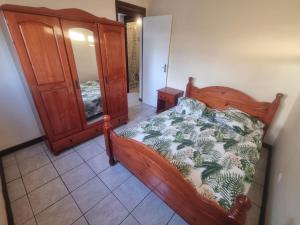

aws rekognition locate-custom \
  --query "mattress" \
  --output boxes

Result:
[119,97,264,209]
[80,80,102,119]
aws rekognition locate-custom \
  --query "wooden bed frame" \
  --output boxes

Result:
[103,77,282,225]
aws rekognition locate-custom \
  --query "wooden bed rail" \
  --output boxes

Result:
[227,195,252,224]
[103,115,251,225]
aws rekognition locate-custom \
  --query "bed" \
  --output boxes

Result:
[80,80,102,119]
[103,77,282,225]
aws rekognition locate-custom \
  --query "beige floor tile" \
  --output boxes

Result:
[35,195,81,225]
[4,164,21,183]
[120,215,140,225]
[61,163,95,191]
[15,144,44,162]
[75,141,105,161]
[72,216,89,225]
[114,176,150,211]
[11,196,33,225]
[254,166,266,187]
[132,192,174,225]
[28,177,68,214]
[53,152,83,175]
[71,177,110,213]
[86,152,110,174]
[93,135,105,148]
[74,139,94,149]
[7,178,26,202]
[45,147,74,162]
[23,163,58,193]
[246,204,260,225]
[98,163,131,191]
[85,193,129,225]
[18,152,50,176]
[23,218,37,225]
[247,182,264,207]
[2,153,17,168]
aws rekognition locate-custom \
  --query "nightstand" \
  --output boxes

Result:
[157,87,184,113]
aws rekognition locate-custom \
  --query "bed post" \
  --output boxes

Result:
[185,76,194,97]
[264,93,283,127]
[103,115,116,166]
[227,195,252,225]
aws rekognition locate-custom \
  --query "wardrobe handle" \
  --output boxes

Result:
[105,77,108,85]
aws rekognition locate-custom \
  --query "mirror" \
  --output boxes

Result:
[69,28,103,124]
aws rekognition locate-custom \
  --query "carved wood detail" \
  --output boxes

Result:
[0,4,122,25]
[186,77,283,128]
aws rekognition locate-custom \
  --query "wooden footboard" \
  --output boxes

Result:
[104,115,251,225]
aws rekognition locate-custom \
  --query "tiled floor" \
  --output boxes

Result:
[1,102,267,225]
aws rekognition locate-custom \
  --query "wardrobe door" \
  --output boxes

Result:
[98,24,128,119]
[4,12,82,141]
[61,20,106,128]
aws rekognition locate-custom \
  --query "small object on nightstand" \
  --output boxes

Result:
[157,87,184,113]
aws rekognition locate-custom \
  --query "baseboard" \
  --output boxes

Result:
[0,136,44,157]
[0,159,14,225]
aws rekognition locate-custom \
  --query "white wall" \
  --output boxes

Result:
[123,0,152,13]
[0,0,150,151]
[0,25,42,150]
[265,93,300,225]
[149,0,300,144]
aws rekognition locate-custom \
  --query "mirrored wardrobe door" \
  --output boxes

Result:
[61,20,106,127]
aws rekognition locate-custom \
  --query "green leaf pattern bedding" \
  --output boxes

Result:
[80,80,102,119]
[119,97,264,209]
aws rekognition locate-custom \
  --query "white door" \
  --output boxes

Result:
[142,15,172,107]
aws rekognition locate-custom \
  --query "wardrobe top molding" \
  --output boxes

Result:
[0,4,123,26]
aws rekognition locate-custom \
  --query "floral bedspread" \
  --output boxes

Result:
[119,98,264,209]
[80,80,102,119]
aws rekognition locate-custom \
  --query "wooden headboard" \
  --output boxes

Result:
[185,77,283,127]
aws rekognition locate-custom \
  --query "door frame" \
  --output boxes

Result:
[115,1,146,95]
[115,1,146,19]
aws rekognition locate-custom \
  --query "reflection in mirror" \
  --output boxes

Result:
[69,28,103,124]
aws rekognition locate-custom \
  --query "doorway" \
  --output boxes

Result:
[116,0,146,107]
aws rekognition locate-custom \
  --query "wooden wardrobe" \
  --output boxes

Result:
[0,4,128,154]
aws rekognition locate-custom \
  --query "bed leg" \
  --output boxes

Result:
[227,195,252,225]
[103,115,116,166]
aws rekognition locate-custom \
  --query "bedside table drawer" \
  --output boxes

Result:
[158,92,174,103]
